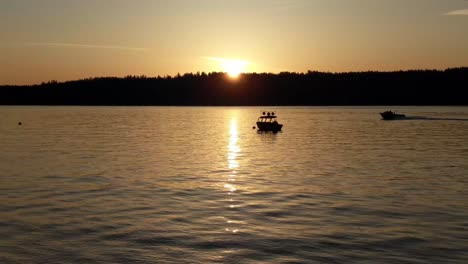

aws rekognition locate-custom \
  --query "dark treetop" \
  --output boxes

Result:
[1,68,467,105]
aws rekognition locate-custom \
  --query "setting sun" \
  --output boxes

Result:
[221,59,248,78]
[204,57,249,78]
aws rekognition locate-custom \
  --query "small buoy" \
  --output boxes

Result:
[18,122,22,125]
[252,126,256,129]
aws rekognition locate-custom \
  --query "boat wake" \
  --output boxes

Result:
[402,116,468,121]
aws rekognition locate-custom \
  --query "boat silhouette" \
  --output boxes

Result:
[380,111,406,120]
[256,111,283,132]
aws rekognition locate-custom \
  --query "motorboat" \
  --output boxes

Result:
[256,111,283,132]
[380,111,406,120]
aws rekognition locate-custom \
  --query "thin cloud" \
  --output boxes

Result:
[22,42,147,51]
[444,9,468,16]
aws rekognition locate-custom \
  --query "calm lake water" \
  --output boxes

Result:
[1,106,468,263]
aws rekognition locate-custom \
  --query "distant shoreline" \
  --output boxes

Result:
[1,68,467,106]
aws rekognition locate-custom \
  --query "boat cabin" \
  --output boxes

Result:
[257,112,278,123]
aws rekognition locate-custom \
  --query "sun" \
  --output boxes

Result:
[204,57,249,79]
[221,59,247,78]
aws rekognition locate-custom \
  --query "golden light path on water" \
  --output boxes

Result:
[224,117,240,234]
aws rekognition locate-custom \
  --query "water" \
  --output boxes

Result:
[1,106,467,263]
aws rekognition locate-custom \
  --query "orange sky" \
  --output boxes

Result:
[1,0,467,85]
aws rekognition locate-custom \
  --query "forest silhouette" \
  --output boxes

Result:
[1,68,467,105]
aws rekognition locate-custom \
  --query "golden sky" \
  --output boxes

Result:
[1,0,467,85]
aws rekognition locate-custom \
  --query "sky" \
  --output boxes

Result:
[1,0,467,85]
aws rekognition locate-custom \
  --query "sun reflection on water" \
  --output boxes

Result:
[226,118,239,195]
[228,119,240,170]
[224,117,242,234]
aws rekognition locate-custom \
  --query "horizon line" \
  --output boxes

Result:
[1,67,467,86]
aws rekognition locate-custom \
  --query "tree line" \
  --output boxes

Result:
[1,68,467,105]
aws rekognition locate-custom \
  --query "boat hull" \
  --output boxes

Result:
[380,112,406,120]
[256,122,283,132]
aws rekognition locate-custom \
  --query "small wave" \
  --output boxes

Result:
[260,210,287,218]
[132,236,179,246]
[372,236,427,248]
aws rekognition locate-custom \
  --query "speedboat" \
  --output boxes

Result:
[256,111,283,132]
[380,111,406,120]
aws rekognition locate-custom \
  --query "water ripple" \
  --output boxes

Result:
[1,106,467,263]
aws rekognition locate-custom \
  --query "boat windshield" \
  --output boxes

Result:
[258,117,277,122]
